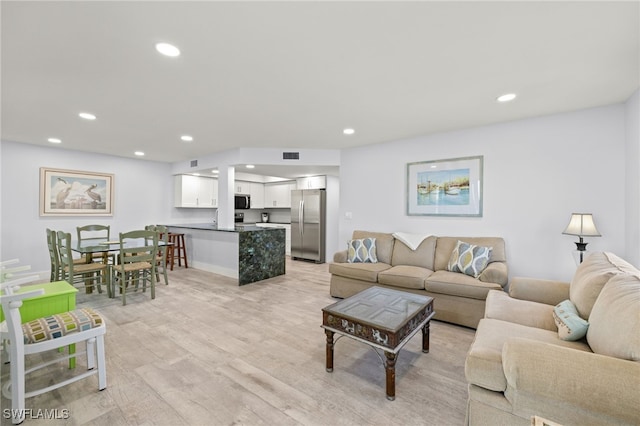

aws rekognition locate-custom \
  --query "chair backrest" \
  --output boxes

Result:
[118,230,158,265]
[0,260,39,295]
[56,231,76,279]
[146,225,168,245]
[1,285,44,343]
[46,228,60,281]
[77,224,110,243]
[1,260,32,284]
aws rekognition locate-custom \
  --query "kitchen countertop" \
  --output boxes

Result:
[165,223,285,232]
[245,222,291,226]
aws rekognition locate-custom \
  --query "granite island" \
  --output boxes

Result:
[165,223,286,285]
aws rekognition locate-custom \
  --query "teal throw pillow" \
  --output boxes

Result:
[447,240,492,278]
[553,299,589,341]
[347,238,378,263]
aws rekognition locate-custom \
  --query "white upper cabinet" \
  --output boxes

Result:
[174,175,218,208]
[296,175,326,189]
[234,180,251,194]
[264,181,296,208]
[250,182,264,209]
[235,180,264,208]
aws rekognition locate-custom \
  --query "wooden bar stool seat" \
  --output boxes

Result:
[167,233,188,270]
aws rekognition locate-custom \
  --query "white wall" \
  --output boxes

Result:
[3,101,634,280]
[0,141,213,274]
[338,104,628,282]
[625,90,640,267]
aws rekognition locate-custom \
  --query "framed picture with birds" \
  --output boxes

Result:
[40,168,114,216]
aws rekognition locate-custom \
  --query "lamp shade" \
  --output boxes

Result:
[562,213,601,237]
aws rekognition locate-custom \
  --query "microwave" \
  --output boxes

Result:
[234,195,250,209]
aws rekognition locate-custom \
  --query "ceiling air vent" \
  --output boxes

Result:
[190,160,198,167]
[283,152,300,160]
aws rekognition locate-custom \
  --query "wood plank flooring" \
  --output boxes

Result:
[1,258,475,426]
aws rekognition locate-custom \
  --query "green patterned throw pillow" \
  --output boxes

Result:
[347,238,378,263]
[553,299,589,341]
[447,240,492,278]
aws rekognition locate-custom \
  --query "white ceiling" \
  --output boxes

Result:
[2,1,639,171]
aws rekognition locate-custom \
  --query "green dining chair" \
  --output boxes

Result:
[145,225,169,285]
[57,231,110,296]
[46,229,84,282]
[112,230,158,305]
[76,224,113,264]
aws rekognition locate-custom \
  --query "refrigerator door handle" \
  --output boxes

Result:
[299,199,304,236]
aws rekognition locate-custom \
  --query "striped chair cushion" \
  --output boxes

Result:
[22,308,104,344]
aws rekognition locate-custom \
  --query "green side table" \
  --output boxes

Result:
[1,280,78,367]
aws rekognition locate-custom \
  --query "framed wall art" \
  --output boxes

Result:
[406,155,483,217]
[40,168,114,216]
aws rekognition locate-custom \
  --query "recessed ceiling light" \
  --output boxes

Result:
[134,151,145,156]
[47,138,62,144]
[246,165,255,169]
[79,112,96,120]
[193,173,200,176]
[211,170,219,174]
[181,135,193,142]
[496,93,517,103]
[155,42,180,57]
[343,128,355,135]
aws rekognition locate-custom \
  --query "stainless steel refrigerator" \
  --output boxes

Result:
[291,189,326,263]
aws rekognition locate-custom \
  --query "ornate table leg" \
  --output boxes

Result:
[422,321,430,353]
[385,352,397,401]
[325,330,334,372]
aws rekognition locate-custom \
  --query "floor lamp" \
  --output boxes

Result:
[562,213,601,264]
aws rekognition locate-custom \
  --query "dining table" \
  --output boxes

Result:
[71,237,171,297]
[72,237,171,260]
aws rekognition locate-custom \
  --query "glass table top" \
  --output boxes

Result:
[323,286,433,331]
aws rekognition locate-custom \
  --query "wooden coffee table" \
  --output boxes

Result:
[321,286,435,400]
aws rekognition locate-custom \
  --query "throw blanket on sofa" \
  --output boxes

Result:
[392,232,431,251]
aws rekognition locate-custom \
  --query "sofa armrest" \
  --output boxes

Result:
[333,250,348,263]
[478,262,508,287]
[508,277,569,305]
[502,339,640,425]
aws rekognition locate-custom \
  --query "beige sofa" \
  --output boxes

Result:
[465,252,640,425]
[329,230,508,329]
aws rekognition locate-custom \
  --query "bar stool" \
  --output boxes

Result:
[167,233,188,270]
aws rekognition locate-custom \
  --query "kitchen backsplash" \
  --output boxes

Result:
[241,209,291,224]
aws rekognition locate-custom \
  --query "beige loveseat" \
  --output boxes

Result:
[465,252,640,425]
[329,230,508,328]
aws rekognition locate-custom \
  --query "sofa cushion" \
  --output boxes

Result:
[352,231,395,265]
[434,236,506,271]
[426,270,502,300]
[570,252,633,319]
[347,238,378,263]
[447,240,492,278]
[391,235,437,269]
[553,300,589,341]
[328,262,391,283]
[378,265,432,290]
[484,290,557,331]
[587,273,640,361]
[465,318,592,392]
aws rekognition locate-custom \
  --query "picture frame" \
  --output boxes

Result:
[40,167,114,216]
[406,155,483,217]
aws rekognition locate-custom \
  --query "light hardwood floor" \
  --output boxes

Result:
[1,258,475,426]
